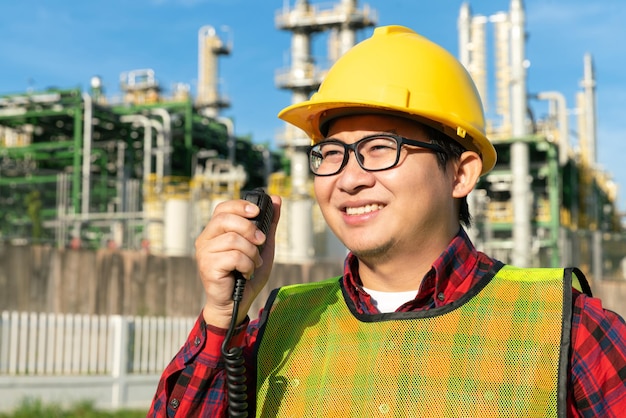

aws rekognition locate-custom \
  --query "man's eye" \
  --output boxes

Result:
[320,147,344,159]
[363,140,396,153]
[369,144,394,151]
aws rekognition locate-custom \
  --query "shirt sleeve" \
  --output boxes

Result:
[569,292,626,417]
[147,313,252,417]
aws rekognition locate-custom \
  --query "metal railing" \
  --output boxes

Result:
[0,311,195,411]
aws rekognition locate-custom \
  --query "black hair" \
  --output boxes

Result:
[422,125,472,227]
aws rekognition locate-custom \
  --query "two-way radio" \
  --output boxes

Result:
[221,188,274,418]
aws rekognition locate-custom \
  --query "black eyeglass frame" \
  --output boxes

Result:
[308,133,445,176]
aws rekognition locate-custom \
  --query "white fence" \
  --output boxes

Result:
[0,311,195,412]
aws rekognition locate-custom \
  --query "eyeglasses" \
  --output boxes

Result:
[308,133,445,176]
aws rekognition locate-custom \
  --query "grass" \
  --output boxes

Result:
[0,399,147,418]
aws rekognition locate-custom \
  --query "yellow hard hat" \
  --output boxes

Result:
[278,25,496,175]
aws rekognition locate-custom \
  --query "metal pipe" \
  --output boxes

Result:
[581,53,602,280]
[151,108,172,177]
[60,211,146,221]
[289,10,313,197]
[292,32,311,76]
[510,0,532,267]
[510,0,527,136]
[116,140,127,211]
[459,4,488,114]
[536,91,569,165]
[121,115,152,184]
[152,120,165,192]
[338,0,357,56]
[470,16,488,109]
[56,172,70,248]
[458,3,472,68]
[120,115,164,189]
[582,53,597,167]
[81,92,93,217]
[492,12,511,136]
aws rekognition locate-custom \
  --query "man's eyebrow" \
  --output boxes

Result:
[322,129,400,141]
[378,129,399,134]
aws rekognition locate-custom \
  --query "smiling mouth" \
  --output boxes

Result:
[345,204,384,215]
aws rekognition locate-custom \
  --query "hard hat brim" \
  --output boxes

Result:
[279,100,496,176]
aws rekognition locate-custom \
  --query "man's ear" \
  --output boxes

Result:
[452,151,482,198]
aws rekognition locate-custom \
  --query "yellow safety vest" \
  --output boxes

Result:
[255,265,585,417]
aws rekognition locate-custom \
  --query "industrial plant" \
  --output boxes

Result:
[0,0,624,281]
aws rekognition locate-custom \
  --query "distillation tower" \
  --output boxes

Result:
[459,0,615,277]
[459,0,532,267]
[273,0,377,263]
[197,25,231,116]
[196,26,240,164]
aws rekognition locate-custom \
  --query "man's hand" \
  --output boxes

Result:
[195,195,281,329]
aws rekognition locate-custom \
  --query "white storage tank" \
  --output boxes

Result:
[164,198,191,256]
[144,198,164,254]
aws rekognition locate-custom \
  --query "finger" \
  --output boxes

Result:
[196,208,264,252]
[197,231,262,275]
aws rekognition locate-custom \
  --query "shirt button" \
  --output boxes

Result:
[194,336,201,347]
[170,398,180,409]
[437,292,445,301]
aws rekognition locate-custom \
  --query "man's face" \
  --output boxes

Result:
[313,114,460,263]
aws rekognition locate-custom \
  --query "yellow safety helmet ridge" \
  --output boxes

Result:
[278,25,497,175]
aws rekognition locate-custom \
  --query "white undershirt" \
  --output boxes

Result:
[362,287,419,313]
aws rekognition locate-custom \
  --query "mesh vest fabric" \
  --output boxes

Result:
[255,265,573,418]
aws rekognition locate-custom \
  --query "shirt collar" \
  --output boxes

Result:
[342,228,481,313]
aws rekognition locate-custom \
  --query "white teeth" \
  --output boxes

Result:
[345,204,383,215]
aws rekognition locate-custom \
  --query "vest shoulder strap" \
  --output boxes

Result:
[569,267,593,296]
[499,265,592,296]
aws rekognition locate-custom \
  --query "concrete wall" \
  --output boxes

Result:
[0,243,623,319]
[0,244,344,318]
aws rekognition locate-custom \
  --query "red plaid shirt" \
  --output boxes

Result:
[148,229,626,417]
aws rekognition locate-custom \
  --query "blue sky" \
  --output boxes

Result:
[1,0,625,210]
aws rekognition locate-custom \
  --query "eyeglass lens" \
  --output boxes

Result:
[310,136,400,175]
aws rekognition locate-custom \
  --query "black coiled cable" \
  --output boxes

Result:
[221,273,249,418]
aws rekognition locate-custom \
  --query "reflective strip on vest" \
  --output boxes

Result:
[255,265,570,417]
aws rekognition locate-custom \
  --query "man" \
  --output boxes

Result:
[150,25,626,417]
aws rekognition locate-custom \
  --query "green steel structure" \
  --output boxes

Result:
[0,87,279,249]
[473,135,622,271]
